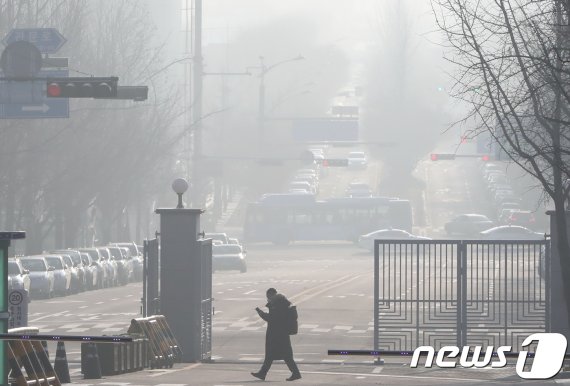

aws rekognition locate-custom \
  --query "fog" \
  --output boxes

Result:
[0,0,463,253]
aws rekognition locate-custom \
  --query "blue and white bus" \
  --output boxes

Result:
[244,194,413,245]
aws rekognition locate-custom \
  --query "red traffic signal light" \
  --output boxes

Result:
[430,153,455,161]
[46,77,118,98]
[482,154,490,162]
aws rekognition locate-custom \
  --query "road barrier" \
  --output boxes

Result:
[8,339,61,386]
[53,341,70,383]
[128,315,181,368]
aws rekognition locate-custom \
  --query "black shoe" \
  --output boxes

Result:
[251,372,266,381]
[286,373,301,381]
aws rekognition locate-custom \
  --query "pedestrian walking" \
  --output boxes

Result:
[251,288,301,381]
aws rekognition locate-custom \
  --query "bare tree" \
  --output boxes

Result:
[432,0,570,320]
[0,0,184,251]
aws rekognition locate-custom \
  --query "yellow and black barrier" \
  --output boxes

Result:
[128,315,181,369]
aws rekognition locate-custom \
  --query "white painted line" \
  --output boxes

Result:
[348,330,367,334]
[240,327,260,331]
[301,369,485,382]
[212,327,227,331]
[239,357,263,361]
[321,359,345,363]
[372,367,383,373]
[79,306,88,309]
[311,328,331,333]
[299,324,319,329]
[59,324,81,329]
[67,328,90,333]
[333,326,352,330]
[95,301,104,305]
[244,290,256,295]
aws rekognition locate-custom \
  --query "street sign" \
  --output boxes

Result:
[8,290,28,329]
[3,28,67,54]
[0,69,69,119]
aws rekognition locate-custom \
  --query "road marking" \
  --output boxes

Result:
[300,324,319,329]
[239,357,263,361]
[372,367,383,373]
[333,325,352,330]
[67,328,90,333]
[95,301,104,305]
[311,328,331,333]
[59,324,81,329]
[300,369,485,382]
[149,363,201,377]
[79,306,88,309]
[244,290,256,295]
[348,330,367,334]
[102,327,124,332]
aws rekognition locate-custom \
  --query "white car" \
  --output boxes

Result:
[348,151,368,169]
[479,225,544,240]
[358,229,431,251]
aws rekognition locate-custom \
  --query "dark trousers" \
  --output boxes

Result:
[259,355,300,375]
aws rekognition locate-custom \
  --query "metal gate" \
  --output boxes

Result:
[200,239,213,360]
[374,239,550,352]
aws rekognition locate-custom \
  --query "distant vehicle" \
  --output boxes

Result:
[479,225,544,240]
[346,182,372,198]
[358,229,431,251]
[444,214,494,236]
[8,258,31,295]
[244,196,412,245]
[289,181,315,194]
[347,151,367,169]
[204,233,229,244]
[212,244,247,273]
[498,208,522,224]
[43,255,71,296]
[505,210,537,228]
[228,237,241,245]
[497,202,522,218]
[19,256,55,299]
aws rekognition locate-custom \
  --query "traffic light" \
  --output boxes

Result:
[46,77,118,98]
[430,153,456,161]
[322,158,348,167]
[481,154,490,162]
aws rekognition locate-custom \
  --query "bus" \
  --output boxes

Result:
[244,194,412,245]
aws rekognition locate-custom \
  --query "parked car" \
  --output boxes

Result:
[51,250,86,292]
[80,252,98,290]
[43,255,71,296]
[97,247,118,287]
[444,214,494,236]
[108,246,133,285]
[228,237,241,245]
[19,256,55,299]
[212,244,247,273]
[289,181,314,194]
[8,258,31,295]
[58,254,82,294]
[204,233,229,244]
[109,242,143,281]
[78,248,106,289]
[358,229,431,251]
[347,151,368,169]
[479,225,545,240]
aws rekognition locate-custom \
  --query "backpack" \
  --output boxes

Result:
[287,306,298,335]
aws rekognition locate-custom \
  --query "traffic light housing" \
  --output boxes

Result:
[430,153,456,161]
[46,77,118,98]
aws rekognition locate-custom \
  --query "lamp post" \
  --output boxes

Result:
[255,55,304,144]
[172,178,189,209]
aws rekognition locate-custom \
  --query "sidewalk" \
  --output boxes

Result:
[67,360,566,386]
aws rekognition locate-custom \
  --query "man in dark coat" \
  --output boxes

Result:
[251,288,301,381]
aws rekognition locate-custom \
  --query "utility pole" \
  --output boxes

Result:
[191,0,203,207]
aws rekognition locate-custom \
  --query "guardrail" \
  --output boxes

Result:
[127,315,182,369]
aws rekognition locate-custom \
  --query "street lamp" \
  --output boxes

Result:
[255,55,304,143]
[172,178,189,209]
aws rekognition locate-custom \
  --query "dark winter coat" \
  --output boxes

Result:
[256,294,293,360]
